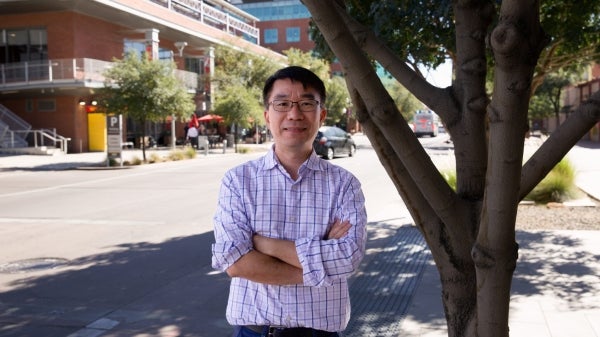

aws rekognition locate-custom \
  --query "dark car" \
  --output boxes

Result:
[313,126,356,160]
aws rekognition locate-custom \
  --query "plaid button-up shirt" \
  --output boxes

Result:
[212,147,367,331]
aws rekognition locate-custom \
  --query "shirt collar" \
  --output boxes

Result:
[263,145,325,172]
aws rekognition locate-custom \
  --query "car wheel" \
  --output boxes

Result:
[348,145,356,157]
[326,147,334,160]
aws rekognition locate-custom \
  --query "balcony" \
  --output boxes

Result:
[0,58,198,92]
[152,0,260,44]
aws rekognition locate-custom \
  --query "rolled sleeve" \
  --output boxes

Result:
[296,178,367,287]
[211,171,254,272]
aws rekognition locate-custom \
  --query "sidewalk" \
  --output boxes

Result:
[0,140,598,337]
[0,143,271,171]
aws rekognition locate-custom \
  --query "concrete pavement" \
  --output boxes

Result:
[0,138,598,337]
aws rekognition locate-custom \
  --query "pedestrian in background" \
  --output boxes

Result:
[212,66,367,337]
[186,124,199,148]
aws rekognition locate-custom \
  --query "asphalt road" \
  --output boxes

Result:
[0,135,415,337]
[0,133,596,337]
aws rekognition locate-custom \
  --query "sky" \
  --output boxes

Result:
[421,60,453,87]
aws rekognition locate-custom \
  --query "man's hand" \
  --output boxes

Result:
[326,219,351,240]
[248,219,352,277]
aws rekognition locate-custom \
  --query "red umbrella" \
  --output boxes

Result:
[198,114,223,123]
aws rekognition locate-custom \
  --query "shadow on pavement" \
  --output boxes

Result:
[512,230,600,310]
[0,231,230,337]
[1,225,597,337]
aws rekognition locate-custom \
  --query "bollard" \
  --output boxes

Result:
[222,139,227,154]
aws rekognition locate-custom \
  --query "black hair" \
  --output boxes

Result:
[262,66,326,108]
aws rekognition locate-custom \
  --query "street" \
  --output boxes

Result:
[0,133,596,337]
[0,134,420,337]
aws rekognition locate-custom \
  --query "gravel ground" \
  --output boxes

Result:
[516,196,600,231]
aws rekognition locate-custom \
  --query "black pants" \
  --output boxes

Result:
[232,326,341,337]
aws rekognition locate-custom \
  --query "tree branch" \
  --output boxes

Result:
[304,0,471,238]
[332,1,458,123]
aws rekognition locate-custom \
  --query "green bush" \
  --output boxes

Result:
[442,170,457,191]
[129,156,143,165]
[168,150,186,161]
[525,158,580,203]
[184,147,197,159]
[441,158,579,203]
[237,146,250,154]
[148,153,163,163]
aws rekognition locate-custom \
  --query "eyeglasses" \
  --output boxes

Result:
[269,99,320,112]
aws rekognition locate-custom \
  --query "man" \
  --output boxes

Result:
[212,66,367,337]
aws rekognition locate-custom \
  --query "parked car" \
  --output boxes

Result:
[313,126,356,160]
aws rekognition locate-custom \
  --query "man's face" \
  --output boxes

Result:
[264,78,326,153]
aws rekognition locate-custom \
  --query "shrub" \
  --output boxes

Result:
[441,159,579,204]
[184,147,197,159]
[525,158,580,203]
[129,156,143,165]
[237,146,250,154]
[168,149,186,161]
[148,153,163,163]
[442,170,457,191]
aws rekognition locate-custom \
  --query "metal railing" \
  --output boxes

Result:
[156,0,260,43]
[0,58,111,88]
[9,129,71,153]
[0,58,198,91]
[1,129,30,149]
[0,104,30,148]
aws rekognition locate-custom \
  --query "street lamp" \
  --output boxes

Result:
[174,41,187,57]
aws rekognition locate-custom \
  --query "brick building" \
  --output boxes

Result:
[0,0,285,153]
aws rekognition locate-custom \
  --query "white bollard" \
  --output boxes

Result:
[222,139,227,154]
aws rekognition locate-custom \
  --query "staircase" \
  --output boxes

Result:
[0,104,70,155]
[0,104,30,149]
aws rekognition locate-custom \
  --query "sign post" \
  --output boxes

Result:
[106,115,123,167]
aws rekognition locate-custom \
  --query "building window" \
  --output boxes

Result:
[25,99,33,113]
[37,99,56,112]
[123,40,172,61]
[0,28,48,64]
[286,27,300,42]
[264,29,278,44]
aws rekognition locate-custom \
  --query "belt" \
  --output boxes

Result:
[244,325,338,337]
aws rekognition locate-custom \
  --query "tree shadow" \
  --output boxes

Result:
[345,226,600,337]
[511,230,600,310]
[2,223,596,337]
[0,231,231,337]
[346,222,431,337]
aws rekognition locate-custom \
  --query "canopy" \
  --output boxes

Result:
[198,114,223,123]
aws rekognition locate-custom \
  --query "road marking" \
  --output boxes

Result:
[67,318,119,337]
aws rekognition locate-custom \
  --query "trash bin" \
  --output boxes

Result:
[226,134,234,148]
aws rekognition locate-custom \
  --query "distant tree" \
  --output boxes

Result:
[528,72,571,131]
[383,79,422,122]
[212,45,280,148]
[101,52,195,161]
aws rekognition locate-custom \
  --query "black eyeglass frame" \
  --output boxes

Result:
[268,99,321,112]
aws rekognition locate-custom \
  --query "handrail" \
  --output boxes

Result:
[12,129,71,154]
[158,0,260,43]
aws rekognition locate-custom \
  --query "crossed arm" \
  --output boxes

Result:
[225,219,352,285]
